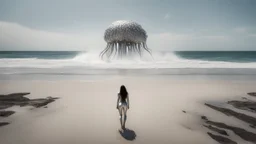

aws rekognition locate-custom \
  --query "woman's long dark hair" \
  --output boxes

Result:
[119,85,128,101]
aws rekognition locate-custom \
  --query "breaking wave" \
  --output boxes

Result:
[1,51,256,69]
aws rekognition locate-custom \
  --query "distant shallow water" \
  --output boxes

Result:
[175,51,256,63]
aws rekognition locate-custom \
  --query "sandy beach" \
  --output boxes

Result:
[0,75,256,144]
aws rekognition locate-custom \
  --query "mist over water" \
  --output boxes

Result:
[1,51,256,69]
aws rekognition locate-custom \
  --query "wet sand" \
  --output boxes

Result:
[0,76,256,144]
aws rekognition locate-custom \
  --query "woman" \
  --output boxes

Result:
[116,85,130,129]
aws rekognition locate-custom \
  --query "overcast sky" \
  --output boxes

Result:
[0,0,256,51]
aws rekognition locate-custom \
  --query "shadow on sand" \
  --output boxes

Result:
[119,128,136,141]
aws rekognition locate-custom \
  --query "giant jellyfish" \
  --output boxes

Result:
[100,20,152,60]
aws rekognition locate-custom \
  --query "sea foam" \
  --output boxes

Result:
[1,51,256,69]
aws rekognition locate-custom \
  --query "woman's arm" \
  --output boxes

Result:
[127,94,130,109]
[116,94,120,109]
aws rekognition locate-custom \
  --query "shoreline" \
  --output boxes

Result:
[2,73,256,82]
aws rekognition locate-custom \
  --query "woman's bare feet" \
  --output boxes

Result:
[122,124,125,130]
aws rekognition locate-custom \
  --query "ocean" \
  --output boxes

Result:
[1,51,256,80]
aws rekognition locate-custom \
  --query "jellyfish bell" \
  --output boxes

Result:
[100,20,152,60]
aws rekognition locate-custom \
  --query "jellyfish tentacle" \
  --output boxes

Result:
[132,43,136,56]
[124,43,127,57]
[125,43,128,57]
[105,43,111,58]
[130,44,132,55]
[113,42,118,58]
[122,42,124,57]
[118,43,122,59]
[122,42,125,58]
[143,42,153,57]
[123,42,126,58]
[131,45,134,56]
[106,43,113,59]
[107,44,115,59]
[144,43,152,53]
[99,43,109,57]
[100,43,111,59]
[120,42,123,59]
[137,43,142,57]
[134,43,138,56]
[138,43,142,57]
[126,44,129,55]
[114,42,119,59]
[128,45,131,57]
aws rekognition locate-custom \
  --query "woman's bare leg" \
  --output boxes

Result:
[122,106,128,129]
[118,107,123,128]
